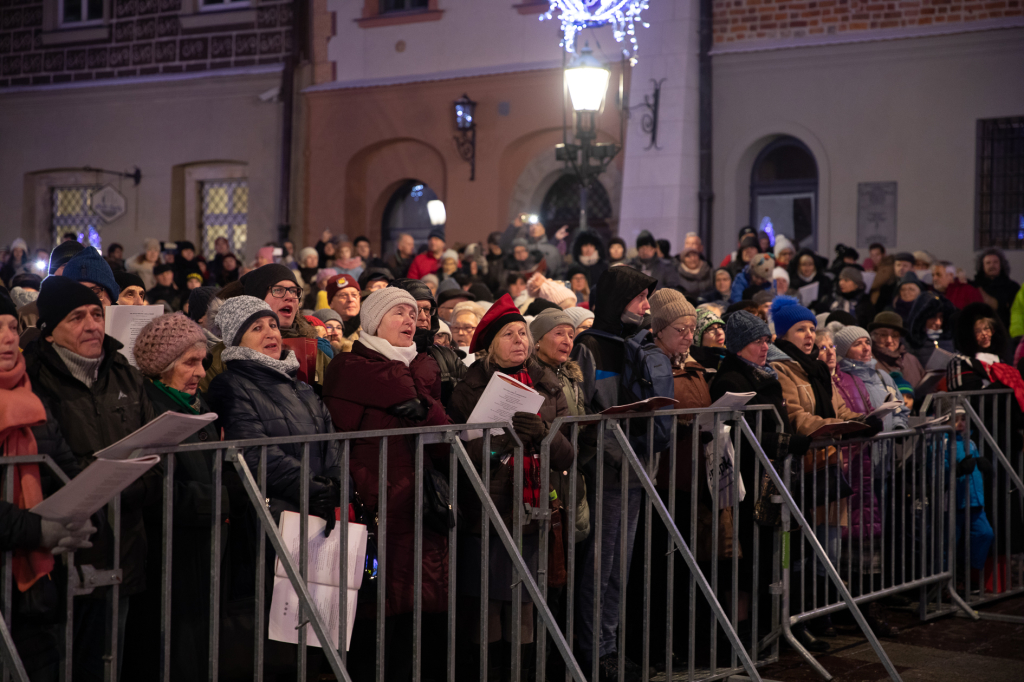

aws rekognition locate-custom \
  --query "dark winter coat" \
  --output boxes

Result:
[971,252,1019,332]
[322,340,450,616]
[656,359,711,491]
[23,335,159,596]
[676,260,714,298]
[904,291,957,366]
[448,357,575,534]
[630,255,681,291]
[206,352,342,515]
[953,302,1013,363]
[570,230,610,287]
[787,249,834,309]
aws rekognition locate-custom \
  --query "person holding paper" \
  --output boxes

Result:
[904,290,956,368]
[787,249,832,312]
[24,276,160,680]
[323,287,451,681]
[448,294,576,679]
[834,326,908,434]
[1,288,95,680]
[820,267,869,320]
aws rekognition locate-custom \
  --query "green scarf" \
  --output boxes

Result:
[153,380,201,415]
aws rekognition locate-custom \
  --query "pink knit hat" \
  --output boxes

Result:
[133,312,207,378]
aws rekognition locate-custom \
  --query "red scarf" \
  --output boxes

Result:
[500,368,542,506]
[0,354,52,591]
[982,360,1024,414]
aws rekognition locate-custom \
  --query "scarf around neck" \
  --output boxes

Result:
[222,345,300,379]
[153,380,201,414]
[358,334,419,367]
[0,354,53,591]
[774,338,836,419]
[53,344,103,388]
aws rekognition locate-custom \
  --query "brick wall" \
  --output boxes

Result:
[0,0,294,88]
[713,0,1023,45]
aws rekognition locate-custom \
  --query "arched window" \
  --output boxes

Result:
[750,137,818,251]
[540,175,613,242]
[382,180,440,254]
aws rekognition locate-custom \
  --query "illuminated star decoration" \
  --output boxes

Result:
[541,1,651,61]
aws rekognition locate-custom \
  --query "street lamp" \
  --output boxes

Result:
[426,199,447,226]
[453,93,477,181]
[556,44,620,231]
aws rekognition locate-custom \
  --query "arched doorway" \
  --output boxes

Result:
[381,180,440,255]
[540,174,614,245]
[750,136,818,251]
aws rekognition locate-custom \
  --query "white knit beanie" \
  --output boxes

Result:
[361,287,418,336]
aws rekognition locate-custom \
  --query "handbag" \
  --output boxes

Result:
[423,467,456,535]
[753,468,782,527]
[547,494,567,588]
[349,490,378,605]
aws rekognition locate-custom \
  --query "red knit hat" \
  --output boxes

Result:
[325,274,359,305]
[305,315,325,329]
[469,293,525,354]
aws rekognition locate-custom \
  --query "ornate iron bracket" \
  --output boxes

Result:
[640,78,665,150]
[453,128,476,181]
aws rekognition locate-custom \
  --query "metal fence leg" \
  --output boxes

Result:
[0,612,29,682]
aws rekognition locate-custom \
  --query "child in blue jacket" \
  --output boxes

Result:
[952,410,994,571]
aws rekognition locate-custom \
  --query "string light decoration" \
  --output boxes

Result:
[541,1,651,61]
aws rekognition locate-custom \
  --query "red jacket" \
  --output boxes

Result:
[323,341,451,616]
[406,251,441,280]
[943,280,984,310]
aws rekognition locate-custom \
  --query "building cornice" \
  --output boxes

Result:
[303,59,564,94]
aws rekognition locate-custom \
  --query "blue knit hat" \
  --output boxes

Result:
[428,227,446,243]
[769,295,816,339]
[725,310,771,355]
[61,246,120,301]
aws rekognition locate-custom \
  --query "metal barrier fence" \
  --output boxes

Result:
[1,399,1018,682]
[920,390,1024,623]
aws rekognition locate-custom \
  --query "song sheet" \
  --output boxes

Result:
[461,371,546,440]
[92,411,218,461]
[31,456,162,523]
[104,305,163,368]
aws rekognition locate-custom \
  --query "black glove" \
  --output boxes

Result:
[858,415,884,438]
[789,433,812,456]
[975,457,993,476]
[511,412,548,449]
[956,458,977,477]
[310,475,341,508]
[413,328,435,354]
[309,503,337,538]
[387,398,429,422]
[699,430,714,446]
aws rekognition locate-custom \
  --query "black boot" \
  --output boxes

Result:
[865,602,899,638]
[791,623,830,653]
[808,614,837,638]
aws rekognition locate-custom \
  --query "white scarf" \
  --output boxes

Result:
[358,334,419,367]
[222,345,300,379]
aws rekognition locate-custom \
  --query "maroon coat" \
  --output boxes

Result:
[323,341,451,616]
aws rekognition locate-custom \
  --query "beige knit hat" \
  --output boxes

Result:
[133,312,207,378]
[361,287,418,335]
[649,288,696,336]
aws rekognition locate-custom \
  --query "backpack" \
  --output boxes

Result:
[578,327,675,454]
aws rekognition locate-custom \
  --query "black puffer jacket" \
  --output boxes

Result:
[206,353,342,515]
[24,335,158,596]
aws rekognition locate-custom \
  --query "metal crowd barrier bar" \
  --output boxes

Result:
[920,390,1024,623]
[781,426,977,679]
[536,405,785,682]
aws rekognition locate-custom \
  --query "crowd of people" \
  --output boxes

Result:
[1,220,1022,682]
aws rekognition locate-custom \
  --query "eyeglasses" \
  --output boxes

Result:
[416,307,432,320]
[670,326,696,337]
[451,325,477,333]
[86,285,109,302]
[269,286,302,299]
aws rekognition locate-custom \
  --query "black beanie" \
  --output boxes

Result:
[0,287,16,318]
[48,240,85,276]
[525,298,560,316]
[636,230,657,250]
[240,264,298,300]
[188,286,218,322]
[37,276,102,336]
[114,270,146,294]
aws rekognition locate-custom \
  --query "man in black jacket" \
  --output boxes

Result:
[571,265,667,679]
[24,277,158,681]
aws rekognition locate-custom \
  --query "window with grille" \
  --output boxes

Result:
[201,180,249,261]
[51,186,103,251]
[540,174,613,231]
[60,0,104,26]
[380,0,429,13]
[976,117,1024,249]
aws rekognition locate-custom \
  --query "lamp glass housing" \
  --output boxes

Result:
[426,199,447,226]
[454,94,476,131]
[564,49,610,113]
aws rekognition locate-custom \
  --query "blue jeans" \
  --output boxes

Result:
[956,506,994,571]
[577,483,642,661]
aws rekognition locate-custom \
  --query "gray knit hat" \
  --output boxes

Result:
[649,288,696,336]
[695,307,724,347]
[564,306,594,329]
[838,266,864,288]
[725,310,771,355]
[529,308,574,342]
[834,325,870,358]
[311,308,343,325]
[216,295,278,347]
[360,287,418,336]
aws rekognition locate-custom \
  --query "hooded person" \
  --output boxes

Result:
[630,230,680,291]
[903,290,956,367]
[821,266,868,318]
[677,244,714,297]
[730,252,775,304]
[953,302,1015,369]
[787,248,833,311]
[971,248,1018,330]
[570,229,609,287]
[829,244,861,277]
[322,288,450,675]
[568,266,674,675]
[448,295,576,672]
[388,278,466,407]
[607,236,628,266]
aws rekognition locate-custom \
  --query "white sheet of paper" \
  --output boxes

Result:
[104,305,164,368]
[268,512,368,650]
[461,371,546,440]
[861,271,876,291]
[92,411,218,460]
[459,346,475,367]
[866,401,901,419]
[925,347,956,373]
[31,456,162,523]
[797,282,820,307]
[696,392,755,431]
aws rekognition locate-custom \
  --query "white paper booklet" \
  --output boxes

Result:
[31,456,162,523]
[866,401,902,419]
[925,347,957,373]
[461,371,546,440]
[268,511,368,650]
[696,392,755,431]
[93,411,218,461]
[797,282,820,307]
[104,305,164,368]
